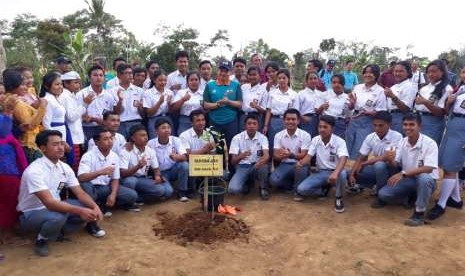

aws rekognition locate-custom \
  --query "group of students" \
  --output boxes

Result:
[0,51,464,257]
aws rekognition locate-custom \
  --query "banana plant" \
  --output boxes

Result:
[58,29,92,81]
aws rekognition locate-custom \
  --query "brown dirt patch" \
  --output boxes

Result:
[152,210,249,246]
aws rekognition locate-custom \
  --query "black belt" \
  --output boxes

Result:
[453,113,465,118]
[303,113,317,117]
[272,114,284,118]
[389,109,404,114]
[416,111,433,116]
[122,119,142,123]
[241,111,260,116]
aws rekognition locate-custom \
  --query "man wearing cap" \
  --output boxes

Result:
[203,60,242,147]
[59,71,84,171]
[320,60,336,89]
[56,56,73,74]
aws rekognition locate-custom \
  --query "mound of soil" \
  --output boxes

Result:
[152,211,249,245]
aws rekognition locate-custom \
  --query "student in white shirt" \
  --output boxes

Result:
[143,71,174,139]
[120,125,173,204]
[166,51,189,94]
[171,72,204,135]
[239,66,267,131]
[106,57,127,89]
[413,59,452,145]
[296,115,349,213]
[87,111,126,154]
[110,64,144,139]
[410,61,426,88]
[269,109,311,195]
[148,119,189,202]
[60,71,84,171]
[79,128,138,213]
[230,57,246,83]
[349,111,402,195]
[17,130,104,257]
[261,62,279,93]
[77,65,121,144]
[383,61,418,134]
[375,113,438,227]
[229,114,270,199]
[263,69,299,150]
[132,67,147,89]
[299,72,325,138]
[143,60,160,90]
[346,64,387,159]
[198,60,212,92]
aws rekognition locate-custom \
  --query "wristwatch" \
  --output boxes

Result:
[401,170,407,178]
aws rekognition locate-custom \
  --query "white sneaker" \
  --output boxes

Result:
[178,196,189,202]
[104,211,113,217]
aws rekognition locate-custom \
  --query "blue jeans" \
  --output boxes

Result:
[378,173,436,211]
[269,162,309,191]
[267,116,284,151]
[228,163,270,194]
[118,120,142,140]
[297,169,347,198]
[211,117,238,148]
[121,176,173,202]
[300,114,319,138]
[177,115,192,136]
[81,182,137,209]
[161,161,189,192]
[19,199,85,240]
[354,161,393,193]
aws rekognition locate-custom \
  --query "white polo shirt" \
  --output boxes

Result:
[173,88,204,116]
[77,86,116,127]
[309,134,349,170]
[230,130,269,164]
[148,136,187,171]
[78,147,120,185]
[143,78,152,90]
[119,145,159,177]
[17,157,79,212]
[179,127,215,152]
[109,84,143,122]
[452,86,465,114]
[395,134,439,179]
[142,87,173,117]
[59,89,86,144]
[106,77,120,89]
[241,83,267,113]
[388,79,418,111]
[88,132,126,155]
[266,88,299,116]
[42,92,67,141]
[323,90,350,119]
[166,70,187,94]
[274,128,311,163]
[298,87,323,115]
[351,83,387,112]
[410,71,426,86]
[414,82,452,112]
[359,129,403,157]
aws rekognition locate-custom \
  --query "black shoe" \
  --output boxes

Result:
[335,197,345,213]
[404,211,425,227]
[56,230,71,242]
[318,185,330,200]
[86,222,106,238]
[446,197,463,209]
[34,239,49,257]
[427,204,445,220]
[125,204,141,212]
[371,198,386,209]
[260,188,270,200]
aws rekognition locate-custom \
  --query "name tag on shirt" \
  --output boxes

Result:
[365,100,374,107]
[418,160,424,167]
[428,95,437,102]
[329,152,336,162]
[460,100,465,109]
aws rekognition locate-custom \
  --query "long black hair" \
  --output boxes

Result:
[39,71,61,97]
[425,59,449,99]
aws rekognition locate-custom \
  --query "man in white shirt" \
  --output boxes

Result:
[349,111,402,195]
[78,129,139,213]
[229,114,270,200]
[87,111,126,154]
[269,109,311,195]
[166,51,189,94]
[148,119,190,202]
[375,113,438,227]
[106,57,127,89]
[296,115,349,213]
[110,64,144,138]
[198,60,212,92]
[120,124,173,205]
[17,130,104,257]
[230,57,246,83]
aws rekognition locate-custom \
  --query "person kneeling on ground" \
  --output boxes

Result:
[120,124,173,205]
[295,115,349,213]
[78,128,139,216]
[229,114,270,200]
[148,119,190,202]
[17,130,104,257]
[373,113,438,227]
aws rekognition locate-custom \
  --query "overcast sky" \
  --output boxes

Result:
[1,0,463,60]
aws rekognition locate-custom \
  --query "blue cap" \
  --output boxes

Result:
[218,60,232,71]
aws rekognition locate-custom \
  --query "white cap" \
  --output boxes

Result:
[61,71,81,81]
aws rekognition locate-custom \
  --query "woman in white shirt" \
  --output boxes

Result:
[413,59,452,145]
[299,72,325,138]
[239,66,267,131]
[170,72,204,135]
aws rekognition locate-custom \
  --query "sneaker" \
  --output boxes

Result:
[335,197,345,213]
[446,197,463,209]
[260,188,270,200]
[86,222,106,238]
[427,204,445,220]
[178,192,189,202]
[371,198,386,209]
[126,204,141,212]
[103,211,113,217]
[404,211,425,227]
[293,192,304,202]
[34,239,49,257]
[134,201,144,207]
[346,183,362,194]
